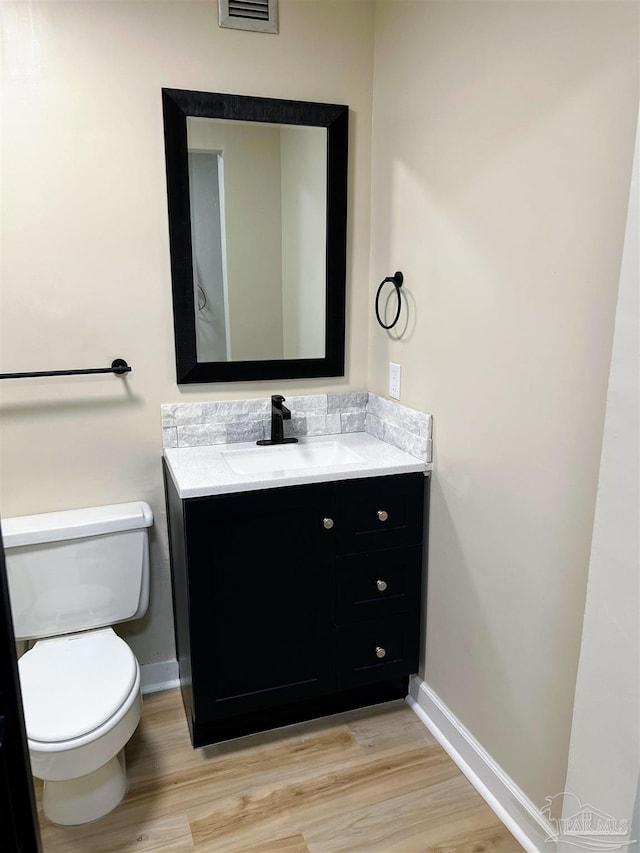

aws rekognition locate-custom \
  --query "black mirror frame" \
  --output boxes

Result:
[162,88,348,384]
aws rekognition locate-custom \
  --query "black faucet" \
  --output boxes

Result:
[257,395,299,446]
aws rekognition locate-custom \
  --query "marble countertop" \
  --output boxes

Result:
[164,432,429,499]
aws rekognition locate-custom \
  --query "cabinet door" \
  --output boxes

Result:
[185,483,335,720]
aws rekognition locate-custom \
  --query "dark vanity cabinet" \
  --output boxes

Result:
[164,464,429,747]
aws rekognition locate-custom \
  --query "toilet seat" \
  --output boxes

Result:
[19,628,138,744]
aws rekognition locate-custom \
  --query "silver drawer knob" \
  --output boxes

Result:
[376,579,387,592]
[377,509,388,522]
[323,517,334,530]
[375,646,387,659]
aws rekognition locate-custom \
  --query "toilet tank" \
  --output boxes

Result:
[1,502,153,641]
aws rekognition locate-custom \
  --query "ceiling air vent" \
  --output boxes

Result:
[218,0,279,34]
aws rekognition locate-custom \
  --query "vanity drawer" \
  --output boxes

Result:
[336,614,419,689]
[335,546,422,624]
[335,474,425,555]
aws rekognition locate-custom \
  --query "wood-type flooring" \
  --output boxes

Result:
[36,688,523,853]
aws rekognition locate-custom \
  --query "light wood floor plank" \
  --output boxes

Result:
[303,781,504,852]
[187,743,455,850]
[36,688,523,853]
[345,701,437,754]
[233,834,310,853]
[40,812,195,853]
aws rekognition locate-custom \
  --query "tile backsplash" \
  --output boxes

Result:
[162,393,432,463]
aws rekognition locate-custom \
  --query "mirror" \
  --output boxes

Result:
[162,89,348,383]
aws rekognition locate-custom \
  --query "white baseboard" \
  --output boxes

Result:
[140,659,179,695]
[407,676,557,853]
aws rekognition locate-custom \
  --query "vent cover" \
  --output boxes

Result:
[218,0,279,33]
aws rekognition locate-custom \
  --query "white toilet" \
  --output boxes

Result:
[2,501,153,826]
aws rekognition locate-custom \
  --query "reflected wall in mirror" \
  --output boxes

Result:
[188,119,326,363]
[162,89,348,383]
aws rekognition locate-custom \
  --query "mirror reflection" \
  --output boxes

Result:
[187,118,327,363]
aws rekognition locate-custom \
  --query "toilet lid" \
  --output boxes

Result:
[18,629,138,743]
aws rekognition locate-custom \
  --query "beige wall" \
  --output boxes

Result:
[0,0,375,664]
[281,125,327,359]
[225,123,283,361]
[369,0,638,807]
[563,116,639,835]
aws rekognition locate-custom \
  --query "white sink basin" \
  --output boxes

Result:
[219,441,365,475]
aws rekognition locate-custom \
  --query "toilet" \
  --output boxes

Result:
[2,501,153,826]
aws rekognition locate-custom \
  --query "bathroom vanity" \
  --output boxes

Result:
[163,433,429,747]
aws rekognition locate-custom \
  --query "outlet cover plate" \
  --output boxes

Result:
[389,362,401,400]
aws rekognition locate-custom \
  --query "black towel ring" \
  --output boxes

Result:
[375,271,404,330]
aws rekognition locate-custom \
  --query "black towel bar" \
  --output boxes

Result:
[0,359,131,380]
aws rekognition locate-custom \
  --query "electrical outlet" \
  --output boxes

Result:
[389,362,401,400]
